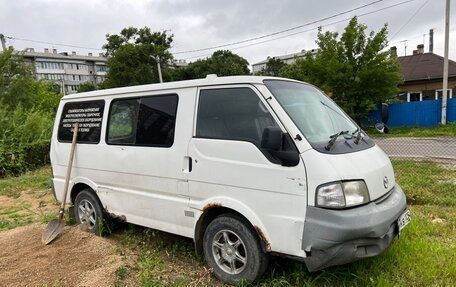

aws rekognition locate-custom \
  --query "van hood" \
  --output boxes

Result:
[301,144,395,205]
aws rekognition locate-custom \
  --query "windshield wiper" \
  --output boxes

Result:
[352,128,363,144]
[325,130,349,151]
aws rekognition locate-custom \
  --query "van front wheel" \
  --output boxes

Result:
[74,189,108,235]
[203,215,268,284]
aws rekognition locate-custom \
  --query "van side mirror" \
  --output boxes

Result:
[261,127,300,167]
[261,127,282,150]
[375,123,389,134]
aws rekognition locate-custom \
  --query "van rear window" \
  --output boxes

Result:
[58,100,105,143]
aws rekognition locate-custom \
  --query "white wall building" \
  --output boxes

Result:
[252,48,318,75]
[23,48,108,94]
[172,59,188,68]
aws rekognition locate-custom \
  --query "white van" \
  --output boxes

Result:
[50,75,411,284]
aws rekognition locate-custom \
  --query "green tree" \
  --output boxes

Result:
[174,50,250,80]
[257,57,286,76]
[0,47,60,112]
[280,17,403,123]
[0,48,36,108]
[209,50,250,76]
[0,48,61,176]
[78,82,97,93]
[103,27,174,88]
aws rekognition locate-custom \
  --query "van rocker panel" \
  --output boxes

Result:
[302,184,407,271]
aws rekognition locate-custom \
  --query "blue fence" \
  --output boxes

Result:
[367,98,456,127]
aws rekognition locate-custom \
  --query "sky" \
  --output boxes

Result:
[1,0,455,67]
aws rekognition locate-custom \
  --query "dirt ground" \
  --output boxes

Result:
[0,186,57,230]
[0,224,124,287]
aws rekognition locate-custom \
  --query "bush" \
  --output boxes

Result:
[0,47,60,177]
[0,106,54,177]
[0,48,61,177]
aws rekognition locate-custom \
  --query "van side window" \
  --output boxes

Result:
[196,88,278,146]
[107,94,178,147]
[108,99,138,144]
[58,100,105,144]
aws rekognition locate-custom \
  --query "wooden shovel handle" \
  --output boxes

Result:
[59,122,79,220]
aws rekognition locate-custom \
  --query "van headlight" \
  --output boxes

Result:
[316,181,370,209]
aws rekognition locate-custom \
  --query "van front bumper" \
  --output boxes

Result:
[302,184,408,272]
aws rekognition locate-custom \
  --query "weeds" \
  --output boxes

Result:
[0,166,55,230]
[0,106,54,177]
[0,166,51,198]
[114,266,128,287]
[97,217,113,236]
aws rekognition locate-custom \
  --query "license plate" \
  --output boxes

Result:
[397,209,412,234]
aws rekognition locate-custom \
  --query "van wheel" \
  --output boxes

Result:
[74,189,109,236]
[203,215,268,284]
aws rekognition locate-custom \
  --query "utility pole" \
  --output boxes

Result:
[442,0,450,125]
[0,34,7,51]
[157,57,163,83]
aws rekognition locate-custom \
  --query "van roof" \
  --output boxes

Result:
[63,75,300,100]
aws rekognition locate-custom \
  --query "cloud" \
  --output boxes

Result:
[1,0,453,65]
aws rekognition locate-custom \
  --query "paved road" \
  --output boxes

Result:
[373,137,456,163]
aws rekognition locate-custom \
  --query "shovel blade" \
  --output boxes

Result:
[42,219,64,245]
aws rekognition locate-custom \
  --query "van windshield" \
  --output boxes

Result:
[264,80,358,145]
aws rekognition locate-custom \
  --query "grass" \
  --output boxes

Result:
[116,226,210,286]
[0,166,56,230]
[0,166,52,198]
[0,162,455,286]
[392,160,456,206]
[114,159,456,286]
[114,203,455,286]
[0,205,34,229]
[114,266,128,287]
[115,203,455,286]
[365,122,456,138]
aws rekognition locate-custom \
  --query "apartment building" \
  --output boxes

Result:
[23,48,108,94]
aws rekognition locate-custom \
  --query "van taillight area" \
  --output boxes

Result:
[302,184,408,271]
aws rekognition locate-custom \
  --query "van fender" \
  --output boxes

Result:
[69,176,99,200]
[193,197,272,252]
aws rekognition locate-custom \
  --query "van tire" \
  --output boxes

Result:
[203,214,268,284]
[74,189,109,236]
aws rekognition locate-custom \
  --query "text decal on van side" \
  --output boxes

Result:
[58,100,105,143]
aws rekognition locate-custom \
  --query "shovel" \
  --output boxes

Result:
[42,122,79,245]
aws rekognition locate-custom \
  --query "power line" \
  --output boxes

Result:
[172,0,390,55]
[4,35,103,51]
[184,17,355,60]
[182,0,418,60]
[389,0,431,41]
[3,0,418,60]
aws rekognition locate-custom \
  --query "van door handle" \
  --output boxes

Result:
[183,156,192,173]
